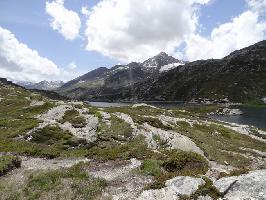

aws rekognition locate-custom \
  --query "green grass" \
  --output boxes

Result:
[28,126,73,145]
[180,105,222,117]
[143,150,209,190]
[87,135,163,161]
[0,84,92,158]
[60,109,86,128]
[0,137,90,159]
[3,162,106,200]
[191,177,222,200]
[23,102,54,116]
[172,122,265,168]
[105,106,167,120]
[140,159,162,177]
[152,135,168,149]
[162,150,209,176]
[97,114,133,141]
[135,116,173,130]
[0,156,21,176]
[218,168,249,178]
[0,117,39,138]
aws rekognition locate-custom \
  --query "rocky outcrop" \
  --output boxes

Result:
[89,159,152,200]
[216,108,243,115]
[114,112,204,155]
[137,176,205,200]
[27,103,99,143]
[214,170,266,200]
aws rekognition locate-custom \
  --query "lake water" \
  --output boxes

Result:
[87,101,185,109]
[87,102,266,130]
[212,106,266,130]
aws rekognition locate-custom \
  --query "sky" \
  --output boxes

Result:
[0,0,265,82]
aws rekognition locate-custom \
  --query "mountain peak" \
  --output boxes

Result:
[156,52,168,57]
[142,52,181,70]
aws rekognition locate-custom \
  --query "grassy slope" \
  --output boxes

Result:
[0,81,265,199]
[0,84,89,158]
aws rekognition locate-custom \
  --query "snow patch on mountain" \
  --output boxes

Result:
[160,63,184,72]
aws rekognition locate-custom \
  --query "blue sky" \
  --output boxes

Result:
[199,0,247,35]
[0,0,117,75]
[0,0,265,82]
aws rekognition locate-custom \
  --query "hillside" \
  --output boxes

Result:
[59,40,266,103]
[133,40,266,103]
[57,52,184,100]
[1,77,266,199]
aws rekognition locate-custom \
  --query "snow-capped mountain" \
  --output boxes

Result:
[58,40,266,103]
[58,52,185,100]
[142,52,182,70]
[17,80,64,91]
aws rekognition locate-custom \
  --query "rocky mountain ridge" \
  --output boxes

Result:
[17,80,64,91]
[132,40,266,103]
[57,52,184,100]
[58,40,266,103]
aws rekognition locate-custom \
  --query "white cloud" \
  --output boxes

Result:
[46,0,81,40]
[0,26,75,82]
[83,0,211,62]
[67,61,77,70]
[247,0,266,15]
[83,0,266,62]
[81,6,90,16]
[185,10,266,60]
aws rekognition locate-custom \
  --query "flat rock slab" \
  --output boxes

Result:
[137,176,205,200]
[20,157,89,170]
[214,170,266,200]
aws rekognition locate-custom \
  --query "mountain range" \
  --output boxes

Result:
[17,80,64,91]
[57,40,266,103]
[58,52,185,100]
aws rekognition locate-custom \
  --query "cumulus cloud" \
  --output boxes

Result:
[83,0,211,62]
[82,0,266,62]
[0,26,75,82]
[185,11,266,60]
[247,0,266,15]
[46,0,81,40]
[67,61,77,70]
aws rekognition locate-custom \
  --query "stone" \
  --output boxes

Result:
[214,170,266,200]
[137,176,205,200]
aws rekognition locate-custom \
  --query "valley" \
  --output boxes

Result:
[0,78,265,199]
[1,1,266,199]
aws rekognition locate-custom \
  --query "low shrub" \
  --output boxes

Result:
[0,155,21,176]
[162,150,209,176]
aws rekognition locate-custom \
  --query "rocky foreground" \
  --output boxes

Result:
[0,80,266,200]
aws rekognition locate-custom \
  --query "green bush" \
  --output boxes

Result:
[87,135,163,161]
[29,126,72,145]
[60,109,86,128]
[0,156,21,176]
[140,159,162,177]
[162,150,209,176]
